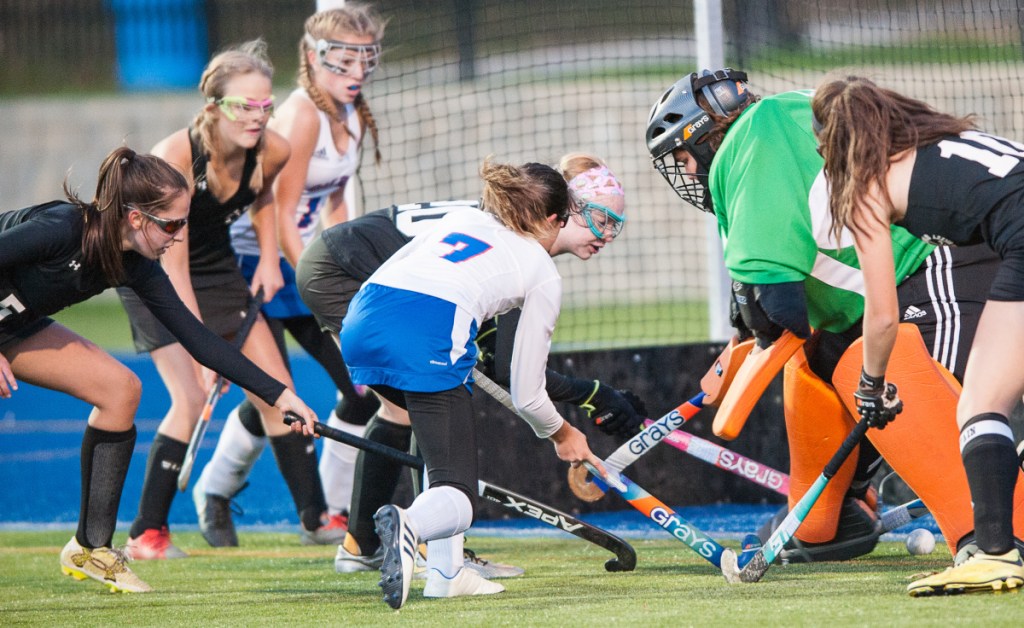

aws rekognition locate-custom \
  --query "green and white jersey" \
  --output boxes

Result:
[709,90,934,332]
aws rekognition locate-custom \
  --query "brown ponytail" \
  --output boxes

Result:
[65,146,188,284]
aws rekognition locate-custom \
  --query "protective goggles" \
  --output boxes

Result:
[571,197,625,239]
[311,37,382,77]
[210,96,275,121]
[138,209,188,235]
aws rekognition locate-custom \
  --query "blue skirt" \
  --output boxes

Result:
[236,254,311,319]
[341,283,478,393]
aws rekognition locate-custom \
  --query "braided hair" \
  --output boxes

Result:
[299,3,386,164]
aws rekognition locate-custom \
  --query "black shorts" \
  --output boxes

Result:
[807,243,998,383]
[896,243,999,381]
[296,235,362,336]
[0,317,53,353]
[118,269,251,353]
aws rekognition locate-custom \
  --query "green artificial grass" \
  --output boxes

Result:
[1,531,1020,626]
[50,296,709,354]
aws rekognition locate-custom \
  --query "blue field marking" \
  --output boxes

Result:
[0,352,942,539]
[0,352,337,528]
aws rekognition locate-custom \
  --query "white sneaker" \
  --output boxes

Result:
[462,548,524,579]
[374,505,418,610]
[335,534,385,573]
[423,567,506,598]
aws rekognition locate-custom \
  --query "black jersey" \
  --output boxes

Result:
[187,128,259,281]
[0,202,284,404]
[903,131,1024,253]
[320,200,479,281]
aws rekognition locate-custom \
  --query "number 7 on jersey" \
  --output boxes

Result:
[438,232,493,263]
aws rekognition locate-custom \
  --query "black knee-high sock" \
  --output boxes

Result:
[129,433,187,539]
[349,419,412,554]
[237,399,266,437]
[78,425,136,549]
[270,432,327,531]
[960,413,1019,555]
[334,392,380,427]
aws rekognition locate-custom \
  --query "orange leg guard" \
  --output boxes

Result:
[783,348,858,543]
[831,324,1024,555]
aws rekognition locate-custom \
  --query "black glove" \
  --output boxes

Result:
[579,381,648,437]
[474,317,499,379]
[731,280,811,346]
[728,292,754,342]
[853,369,903,429]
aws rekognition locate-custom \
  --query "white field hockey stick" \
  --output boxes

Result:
[645,419,790,495]
[721,417,871,583]
[177,288,263,491]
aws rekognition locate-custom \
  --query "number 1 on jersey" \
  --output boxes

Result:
[439,232,493,263]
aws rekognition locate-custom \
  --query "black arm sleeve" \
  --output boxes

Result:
[490,308,593,404]
[0,204,69,269]
[126,262,286,405]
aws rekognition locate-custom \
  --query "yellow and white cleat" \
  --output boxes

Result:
[60,536,153,593]
[908,548,1024,597]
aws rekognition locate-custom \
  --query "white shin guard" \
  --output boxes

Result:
[407,485,473,541]
[319,411,368,515]
[198,406,267,498]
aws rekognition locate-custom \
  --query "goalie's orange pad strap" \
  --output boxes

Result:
[712,331,805,440]
[832,323,1024,553]
[783,350,859,543]
[700,335,756,407]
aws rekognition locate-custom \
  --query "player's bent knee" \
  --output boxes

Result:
[430,481,477,525]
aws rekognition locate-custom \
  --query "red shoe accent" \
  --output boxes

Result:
[125,526,187,560]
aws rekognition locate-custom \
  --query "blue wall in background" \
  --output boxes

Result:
[0,352,336,528]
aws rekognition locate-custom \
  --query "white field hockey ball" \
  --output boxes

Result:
[905,528,936,555]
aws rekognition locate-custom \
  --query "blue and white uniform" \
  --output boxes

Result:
[341,207,565,438]
[230,89,362,317]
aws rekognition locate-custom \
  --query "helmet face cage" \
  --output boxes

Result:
[652,155,711,212]
[313,38,382,77]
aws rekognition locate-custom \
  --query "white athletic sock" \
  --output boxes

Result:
[406,485,472,541]
[319,410,368,516]
[199,406,267,498]
[426,533,465,579]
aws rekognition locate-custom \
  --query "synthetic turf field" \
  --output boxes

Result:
[1,531,1020,626]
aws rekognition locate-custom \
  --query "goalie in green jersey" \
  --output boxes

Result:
[644,68,1018,565]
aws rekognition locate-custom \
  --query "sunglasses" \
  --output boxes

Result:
[571,198,625,239]
[138,209,188,235]
[211,96,276,121]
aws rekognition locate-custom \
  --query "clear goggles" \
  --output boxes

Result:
[210,95,275,121]
[570,196,625,239]
[312,37,382,78]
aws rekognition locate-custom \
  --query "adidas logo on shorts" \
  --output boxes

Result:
[903,305,927,320]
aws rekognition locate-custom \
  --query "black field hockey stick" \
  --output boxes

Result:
[721,417,871,583]
[177,288,264,492]
[283,412,636,571]
[477,481,636,572]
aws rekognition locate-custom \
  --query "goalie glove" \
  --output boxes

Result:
[853,369,903,429]
[731,280,811,347]
[579,381,648,438]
